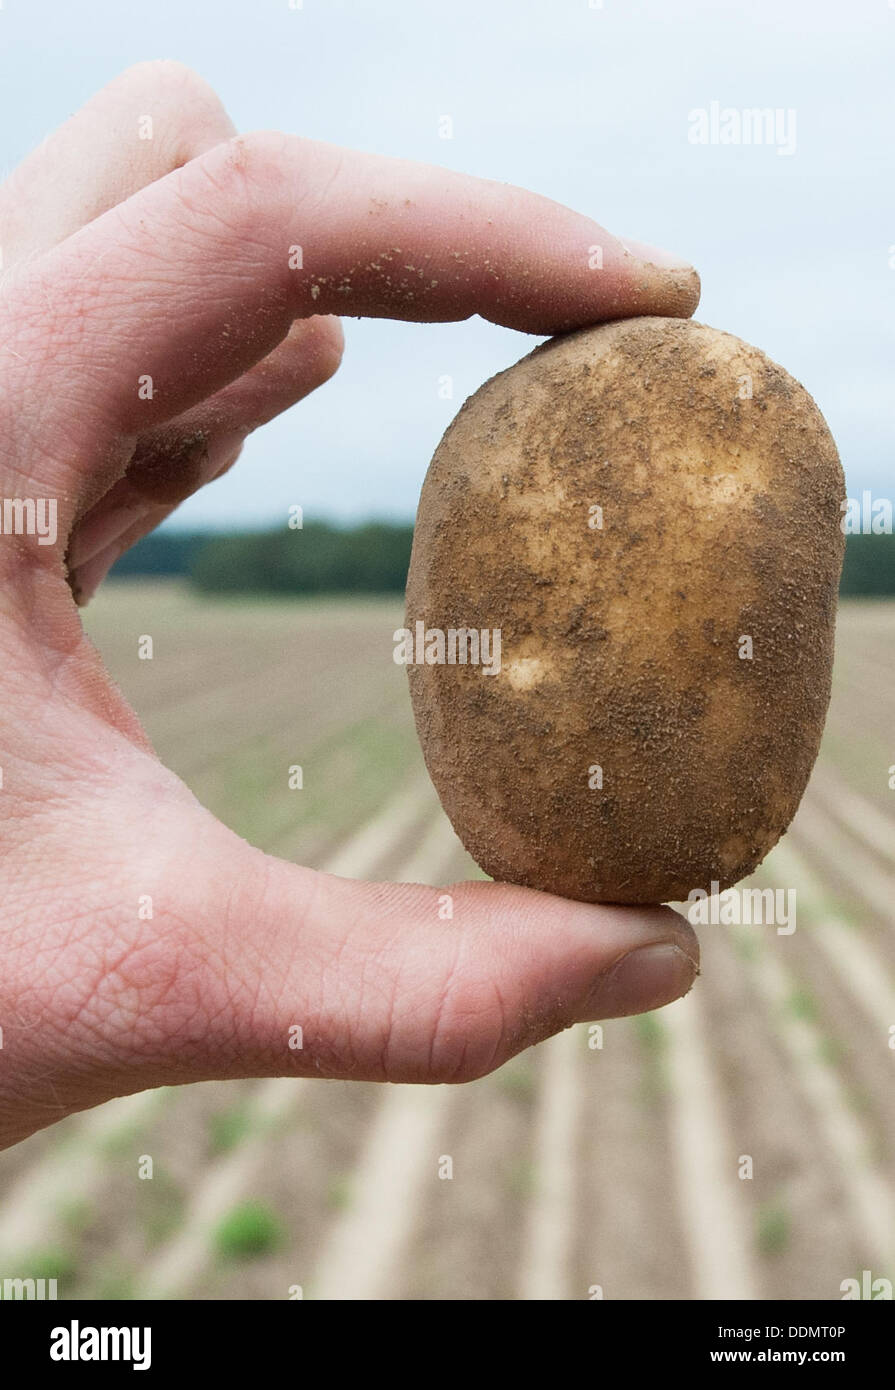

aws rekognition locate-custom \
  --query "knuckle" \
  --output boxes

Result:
[113,59,224,115]
[109,61,235,161]
[178,130,336,236]
[204,130,286,196]
[170,131,285,237]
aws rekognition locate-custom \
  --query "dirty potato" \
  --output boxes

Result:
[405,317,845,904]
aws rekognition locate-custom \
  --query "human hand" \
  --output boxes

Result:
[0,62,699,1150]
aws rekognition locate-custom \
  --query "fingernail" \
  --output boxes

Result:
[584,943,697,1020]
[621,238,695,272]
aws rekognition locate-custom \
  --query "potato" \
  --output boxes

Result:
[404,317,845,904]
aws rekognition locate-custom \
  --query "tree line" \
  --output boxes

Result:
[109,525,895,597]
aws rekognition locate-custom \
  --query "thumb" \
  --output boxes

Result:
[2,807,702,1147]
[154,829,700,1087]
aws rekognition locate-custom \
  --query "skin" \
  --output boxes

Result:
[407,318,844,903]
[0,61,700,1152]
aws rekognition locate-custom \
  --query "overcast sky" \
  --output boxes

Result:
[1,0,892,527]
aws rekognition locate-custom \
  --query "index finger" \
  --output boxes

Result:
[2,131,699,503]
